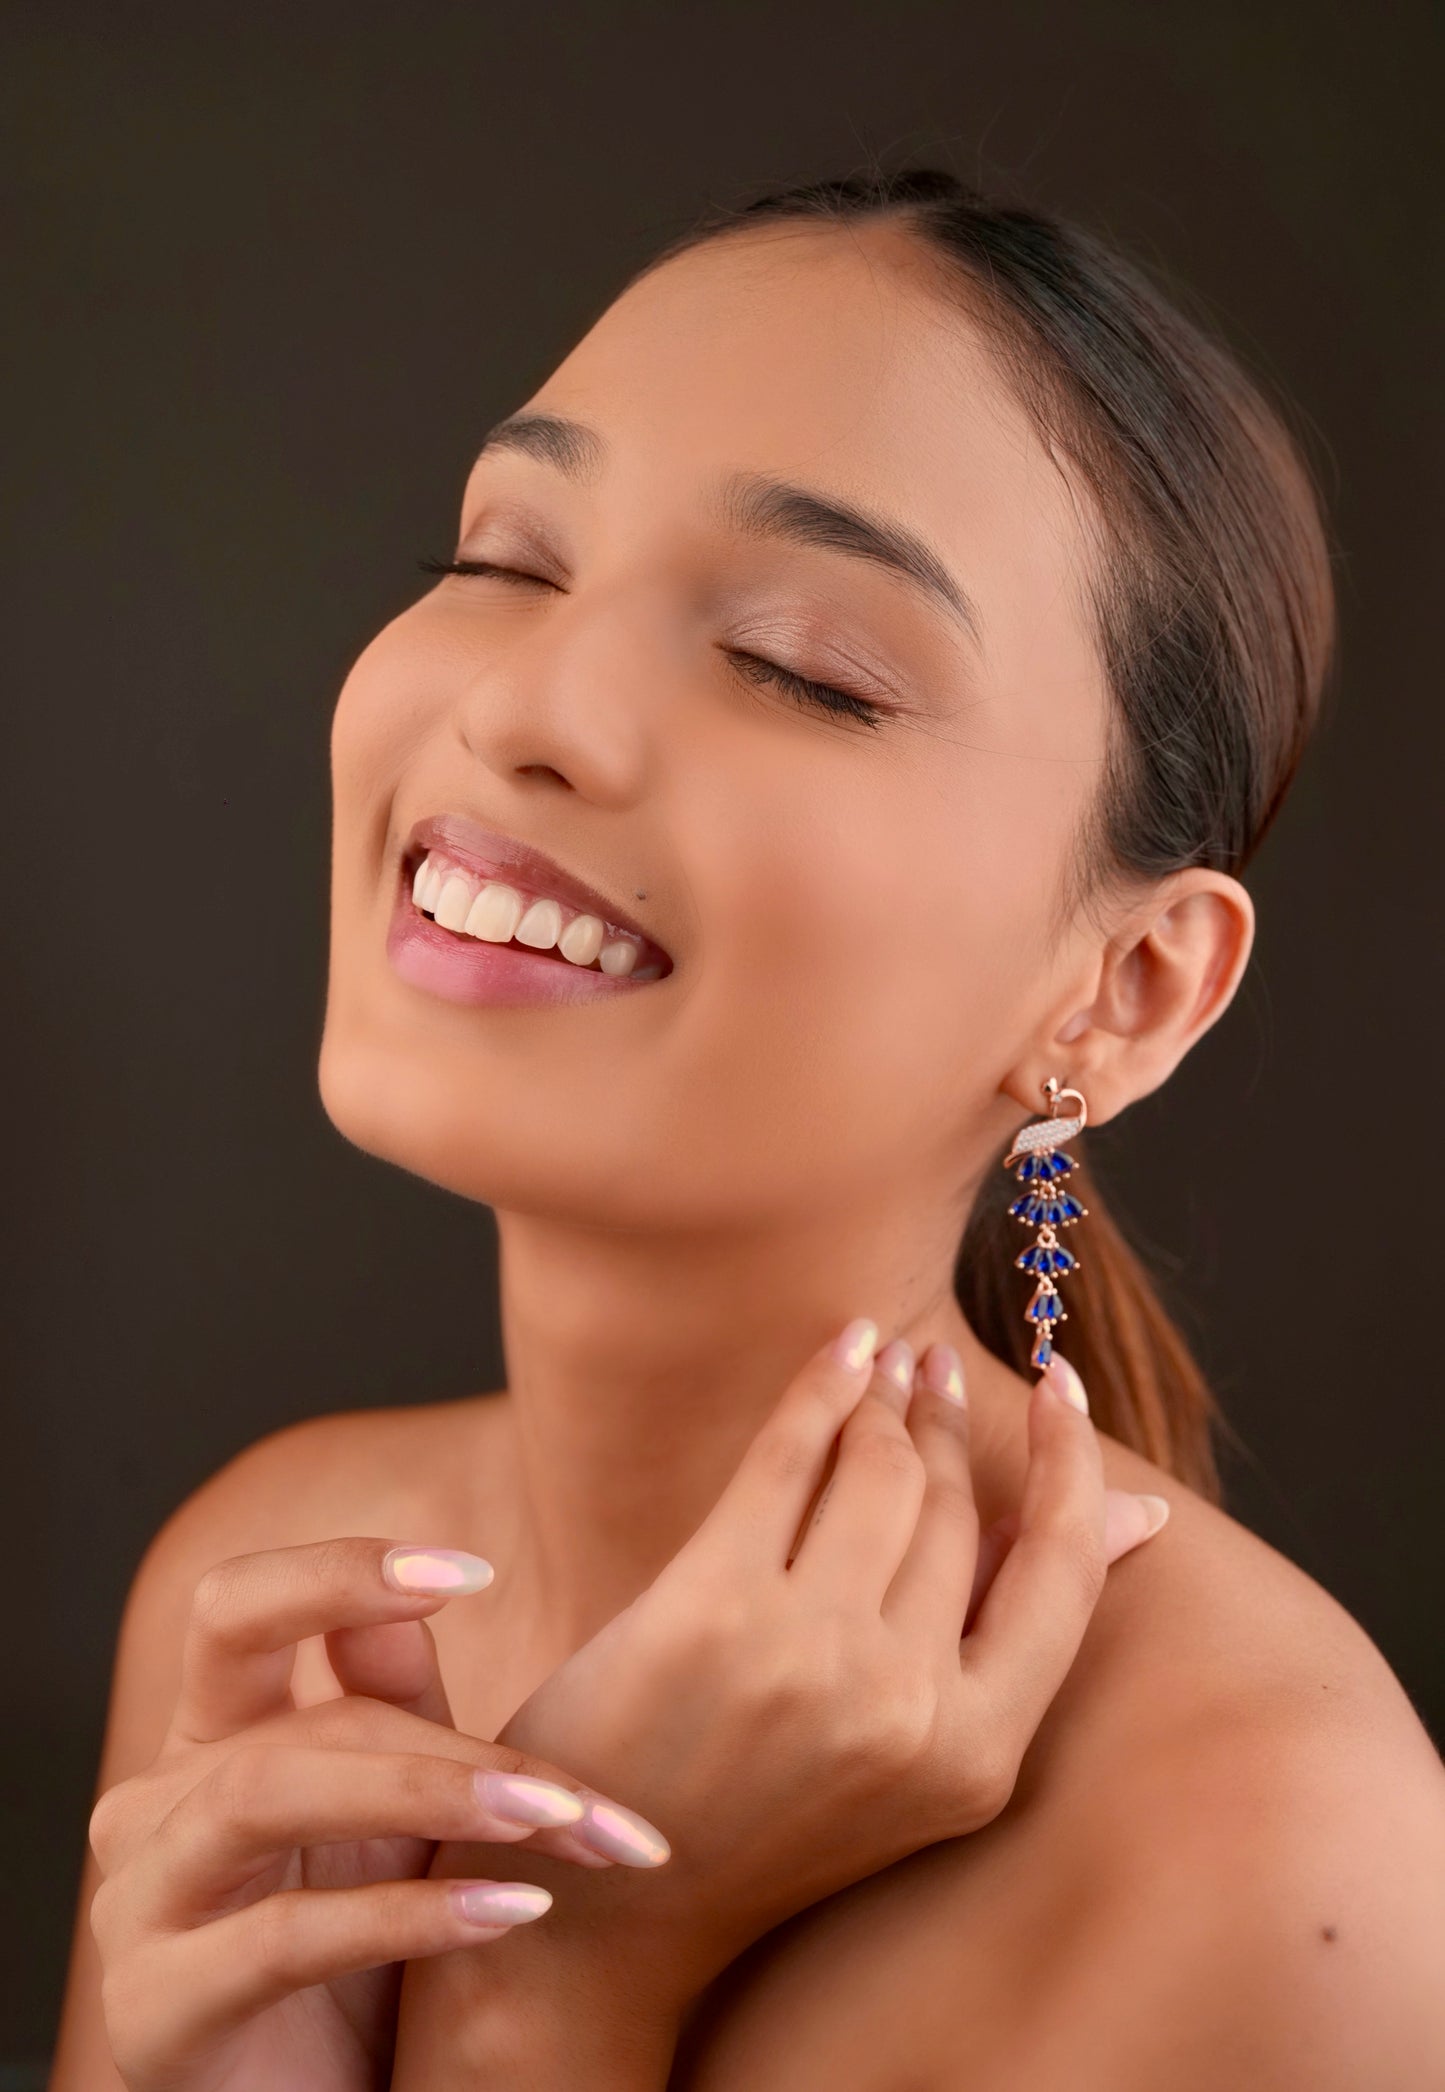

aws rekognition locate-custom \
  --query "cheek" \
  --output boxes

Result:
[663,781,1049,1203]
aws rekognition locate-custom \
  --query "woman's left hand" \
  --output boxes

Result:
[396,1327,1169,2075]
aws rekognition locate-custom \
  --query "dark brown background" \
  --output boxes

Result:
[3,3,1441,2078]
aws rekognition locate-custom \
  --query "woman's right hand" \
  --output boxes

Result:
[85,1535,669,2092]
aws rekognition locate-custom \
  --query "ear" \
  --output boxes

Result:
[1014,871,1255,1130]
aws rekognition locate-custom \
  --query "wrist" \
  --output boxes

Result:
[395,1903,684,2090]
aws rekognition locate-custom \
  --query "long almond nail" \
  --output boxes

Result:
[451,1881,552,1927]
[921,1342,966,1405]
[473,1770,585,1828]
[1135,1493,1171,1538]
[830,1317,879,1372]
[874,1337,915,1408]
[1043,1355,1089,1415]
[381,1546,494,1594]
[574,1799,671,1867]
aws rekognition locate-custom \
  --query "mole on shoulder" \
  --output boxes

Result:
[1320,1925,1338,1943]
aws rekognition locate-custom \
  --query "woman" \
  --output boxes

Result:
[53,168,1445,2088]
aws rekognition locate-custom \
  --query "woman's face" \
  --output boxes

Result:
[320,221,1111,1229]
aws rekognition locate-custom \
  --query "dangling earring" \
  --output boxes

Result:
[1002,1075,1090,1372]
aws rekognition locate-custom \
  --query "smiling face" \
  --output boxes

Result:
[319,219,1114,1230]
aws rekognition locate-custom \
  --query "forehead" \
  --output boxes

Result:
[472,223,1106,751]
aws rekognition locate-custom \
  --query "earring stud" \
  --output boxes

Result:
[1003,1076,1090,1372]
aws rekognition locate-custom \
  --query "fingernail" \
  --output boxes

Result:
[451,1880,552,1927]
[921,1342,966,1405]
[830,1317,879,1372]
[573,1798,671,1867]
[473,1770,585,1828]
[1043,1355,1089,1414]
[1135,1493,1171,1538]
[381,1545,494,1595]
[874,1337,915,1396]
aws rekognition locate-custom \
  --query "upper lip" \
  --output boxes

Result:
[403,811,671,963]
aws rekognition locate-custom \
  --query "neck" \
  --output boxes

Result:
[477,1189,1033,1663]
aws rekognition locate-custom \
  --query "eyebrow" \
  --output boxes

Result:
[472,410,986,652]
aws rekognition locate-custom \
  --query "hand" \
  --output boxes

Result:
[420,1332,1167,2030]
[86,1535,670,2092]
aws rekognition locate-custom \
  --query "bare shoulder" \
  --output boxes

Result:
[679,1460,1445,2091]
[107,1390,499,1759]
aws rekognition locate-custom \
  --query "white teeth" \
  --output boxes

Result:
[410,848,658,979]
[464,881,525,943]
[558,913,605,967]
[433,874,474,933]
[515,896,563,949]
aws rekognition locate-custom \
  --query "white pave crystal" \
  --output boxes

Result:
[1005,1115,1083,1161]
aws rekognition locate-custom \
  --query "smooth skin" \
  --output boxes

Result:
[53,217,1445,2088]
[79,1329,1160,2091]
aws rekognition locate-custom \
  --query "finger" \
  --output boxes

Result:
[290,1712,670,1872]
[784,1335,916,1563]
[134,1874,554,2051]
[881,1344,979,1646]
[687,1317,883,1570]
[790,1345,927,1605]
[963,1513,1019,1634]
[323,1614,456,1729]
[959,1488,1170,1637]
[122,1743,616,1928]
[168,1537,493,1744]
[958,1355,1108,1739]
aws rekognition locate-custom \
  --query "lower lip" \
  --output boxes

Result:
[386,864,669,1008]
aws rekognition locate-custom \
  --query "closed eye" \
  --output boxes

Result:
[416,554,888,729]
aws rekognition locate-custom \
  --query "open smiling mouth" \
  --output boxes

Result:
[403,847,673,984]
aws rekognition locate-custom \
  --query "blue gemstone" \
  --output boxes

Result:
[1032,1332,1053,1368]
[1050,1149,1075,1174]
[1051,1248,1076,1274]
[1062,1195,1082,1221]
[1017,1155,1036,1181]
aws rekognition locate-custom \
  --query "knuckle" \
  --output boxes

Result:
[754,1426,818,1491]
[247,1887,304,1979]
[921,1471,976,1524]
[479,1741,535,1784]
[969,1745,1019,1822]
[207,1741,273,1826]
[87,1783,130,1871]
[1051,1514,1107,1604]
[850,1425,923,1486]
[391,1750,441,1814]
[189,1554,248,1635]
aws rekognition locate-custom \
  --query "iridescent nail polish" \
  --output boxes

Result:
[381,1545,494,1594]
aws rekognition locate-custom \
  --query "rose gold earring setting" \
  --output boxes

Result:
[1002,1076,1090,1372]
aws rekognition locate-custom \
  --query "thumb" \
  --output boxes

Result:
[1103,1488,1172,1561]
[323,1614,457,1728]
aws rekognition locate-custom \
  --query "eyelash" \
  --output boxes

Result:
[415,555,886,728]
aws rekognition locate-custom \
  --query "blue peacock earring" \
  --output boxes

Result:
[1002,1075,1090,1372]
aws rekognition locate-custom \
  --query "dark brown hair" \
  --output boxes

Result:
[632,165,1339,1501]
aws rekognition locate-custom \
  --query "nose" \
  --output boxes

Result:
[452,585,663,808]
